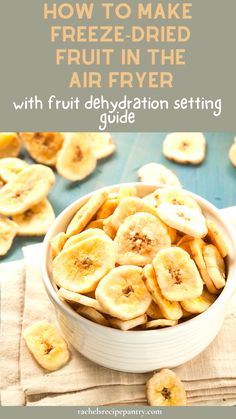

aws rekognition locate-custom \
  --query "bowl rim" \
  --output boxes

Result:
[41,182,236,337]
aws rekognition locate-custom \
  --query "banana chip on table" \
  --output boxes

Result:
[163,132,206,165]
[229,142,236,167]
[66,190,107,237]
[0,132,22,158]
[114,212,171,266]
[95,266,152,320]
[0,157,29,182]
[53,236,115,293]
[89,132,116,159]
[157,203,207,238]
[20,132,64,166]
[0,215,18,256]
[0,164,55,216]
[146,369,187,406]
[56,132,97,181]
[12,199,55,236]
[23,322,70,371]
[144,265,183,320]
[138,163,181,187]
[153,247,203,301]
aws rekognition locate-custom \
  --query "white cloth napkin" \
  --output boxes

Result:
[1,207,236,406]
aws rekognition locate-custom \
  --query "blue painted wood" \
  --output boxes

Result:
[1,132,235,263]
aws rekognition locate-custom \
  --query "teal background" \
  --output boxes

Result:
[1,132,236,263]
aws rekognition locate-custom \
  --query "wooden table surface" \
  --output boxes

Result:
[1,132,236,263]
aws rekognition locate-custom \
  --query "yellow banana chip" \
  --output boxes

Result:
[181,287,217,314]
[76,306,109,326]
[0,157,29,182]
[163,132,206,165]
[0,215,18,256]
[56,132,97,181]
[57,288,106,312]
[85,219,104,230]
[23,322,69,371]
[0,132,21,158]
[95,266,152,320]
[20,132,64,165]
[50,232,68,259]
[206,219,228,258]
[105,196,159,232]
[66,190,107,237]
[142,319,178,329]
[12,199,55,236]
[203,244,226,290]
[114,212,171,266]
[89,132,116,159]
[153,247,203,301]
[109,314,147,331]
[146,369,187,406]
[53,236,115,293]
[151,187,201,212]
[63,228,110,249]
[0,164,55,216]
[144,265,183,320]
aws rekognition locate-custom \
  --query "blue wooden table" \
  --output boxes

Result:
[1,132,236,262]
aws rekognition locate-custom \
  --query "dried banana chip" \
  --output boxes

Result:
[181,288,217,314]
[95,266,152,321]
[63,228,110,249]
[96,198,118,219]
[56,132,97,181]
[85,219,104,230]
[109,314,147,331]
[157,203,207,238]
[77,306,109,326]
[0,215,18,256]
[0,157,29,182]
[146,301,163,320]
[20,132,64,165]
[0,133,21,158]
[0,164,55,216]
[144,265,183,320]
[50,232,68,259]
[138,163,181,187]
[142,319,178,329]
[114,212,171,266]
[118,185,137,199]
[163,132,206,165]
[148,187,201,212]
[89,132,116,159]
[53,236,115,293]
[229,143,236,167]
[203,244,226,289]
[23,322,69,371]
[146,369,187,406]
[12,199,55,236]
[66,190,107,237]
[206,219,228,258]
[104,196,159,233]
[57,288,106,312]
[153,247,203,301]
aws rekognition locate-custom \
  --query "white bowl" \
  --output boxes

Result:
[41,183,236,373]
